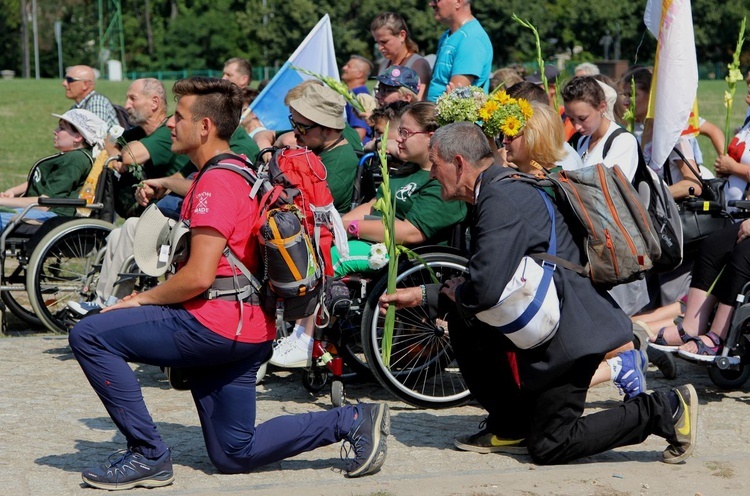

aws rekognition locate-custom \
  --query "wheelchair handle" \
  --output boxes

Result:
[728,200,750,210]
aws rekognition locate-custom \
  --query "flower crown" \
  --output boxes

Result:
[435,86,533,138]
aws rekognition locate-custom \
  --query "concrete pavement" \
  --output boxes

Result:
[2,334,750,495]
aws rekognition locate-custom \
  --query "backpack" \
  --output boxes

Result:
[113,104,134,130]
[502,164,661,288]
[571,127,684,273]
[186,148,344,325]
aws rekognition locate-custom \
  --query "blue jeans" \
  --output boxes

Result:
[69,305,357,473]
[0,208,57,230]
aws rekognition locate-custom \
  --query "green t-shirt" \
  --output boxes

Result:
[117,121,189,218]
[179,126,262,177]
[320,143,359,214]
[375,166,467,243]
[26,149,93,216]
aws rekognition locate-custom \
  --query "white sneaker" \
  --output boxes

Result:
[269,334,312,368]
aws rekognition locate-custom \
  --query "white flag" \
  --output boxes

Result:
[249,15,339,131]
[644,0,698,168]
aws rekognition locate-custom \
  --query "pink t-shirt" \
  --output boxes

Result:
[180,167,275,343]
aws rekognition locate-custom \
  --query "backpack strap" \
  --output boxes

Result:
[601,127,627,159]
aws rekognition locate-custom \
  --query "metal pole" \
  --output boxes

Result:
[55,21,63,79]
[31,0,39,79]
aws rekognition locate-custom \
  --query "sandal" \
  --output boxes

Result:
[678,332,723,362]
[649,322,692,353]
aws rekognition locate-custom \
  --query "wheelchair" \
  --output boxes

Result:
[301,246,471,409]
[0,159,117,334]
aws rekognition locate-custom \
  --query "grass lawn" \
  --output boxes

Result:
[0,77,747,192]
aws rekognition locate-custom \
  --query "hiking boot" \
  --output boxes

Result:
[648,345,678,380]
[613,349,648,399]
[343,403,389,477]
[81,449,174,490]
[663,384,698,464]
[454,429,528,454]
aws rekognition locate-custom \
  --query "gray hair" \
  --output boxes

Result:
[140,78,168,110]
[574,62,600,76]
[430,122,491,167]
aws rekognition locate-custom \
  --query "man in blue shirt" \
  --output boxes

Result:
[341,55,374,144]
[426,0,493,102]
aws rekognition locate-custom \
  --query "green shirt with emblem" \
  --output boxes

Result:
[375,165,467,243]
[26,149,94,216]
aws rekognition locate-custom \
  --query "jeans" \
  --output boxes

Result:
[69,305,357,473]
[0,208,57,230]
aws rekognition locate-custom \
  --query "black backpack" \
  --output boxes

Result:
[113,104,134,130]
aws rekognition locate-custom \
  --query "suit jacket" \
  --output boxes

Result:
[430,164,632,390]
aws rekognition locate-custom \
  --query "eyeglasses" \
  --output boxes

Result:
[398,127,429,140]
[288,114,321,136]
[64,76,90,84]
[501,133,524,143]
[376,84,400,95]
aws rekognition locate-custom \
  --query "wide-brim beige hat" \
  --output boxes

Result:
[133,204,191,277]
[289,84,346,130]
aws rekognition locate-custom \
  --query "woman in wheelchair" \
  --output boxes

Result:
[270,102,467,368]
[648,220,750,360]
[0,109,106,230]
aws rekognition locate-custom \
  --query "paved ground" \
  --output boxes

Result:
[2,333,750,495]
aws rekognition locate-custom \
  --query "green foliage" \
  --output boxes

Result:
[1,0,750,80]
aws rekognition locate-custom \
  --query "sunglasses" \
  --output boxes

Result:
[64,76,90,84]
[375,84,400,95]
[288,114,321,135]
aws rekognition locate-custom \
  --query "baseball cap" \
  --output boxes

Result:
[375,65,420,94]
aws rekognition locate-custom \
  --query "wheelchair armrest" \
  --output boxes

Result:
[729,200,750,210]
[37,197,87,207]
[682,197,724,213]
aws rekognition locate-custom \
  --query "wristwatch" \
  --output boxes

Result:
[347,220,360,239]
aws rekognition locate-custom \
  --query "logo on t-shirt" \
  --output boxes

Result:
[396,182,418,201]
[32,168,41,184]
[194,191,211,214]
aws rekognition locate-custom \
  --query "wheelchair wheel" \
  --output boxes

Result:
[1,290,43,327]
[708,365,750,390]
[26,219,113,334]
[361,252,471,408]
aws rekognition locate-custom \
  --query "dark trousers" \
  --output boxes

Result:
[69,305,356,473]
[450,314,677,465]
[692,222,750,305]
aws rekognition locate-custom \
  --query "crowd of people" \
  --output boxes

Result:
[8,1,750,492]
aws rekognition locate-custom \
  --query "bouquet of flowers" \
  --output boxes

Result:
[479,90,533,138]
[435,86,487,127]
[436,86,532,139]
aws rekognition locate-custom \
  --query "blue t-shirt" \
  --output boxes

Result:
[426,19,493,102]
[346,85,372,145]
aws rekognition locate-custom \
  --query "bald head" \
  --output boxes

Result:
[125,78,168,126]
[62,65,96,103]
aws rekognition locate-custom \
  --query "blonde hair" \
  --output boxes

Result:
[523,102,565,167]
[397,86,418,101]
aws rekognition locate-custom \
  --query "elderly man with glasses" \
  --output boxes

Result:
[62,65,119,128]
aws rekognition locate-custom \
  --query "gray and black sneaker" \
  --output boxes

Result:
[343,403,389,477]
[663,384,698,464]
[81,449,174,490]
